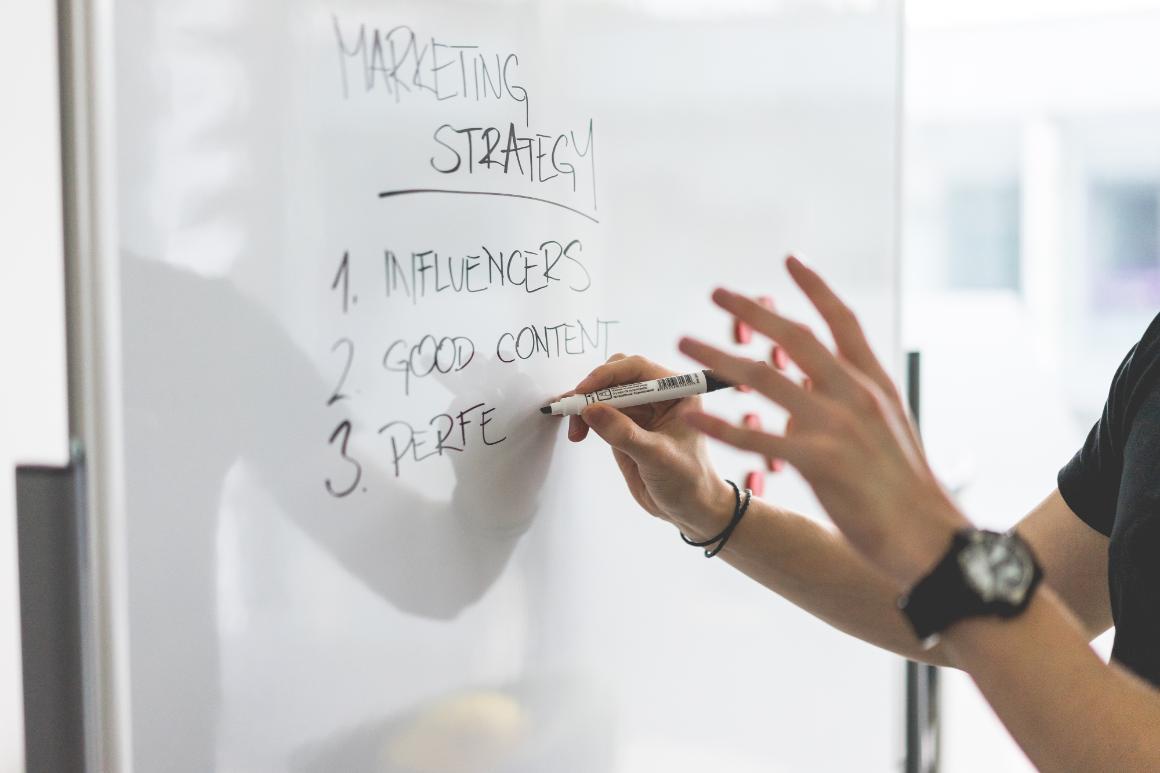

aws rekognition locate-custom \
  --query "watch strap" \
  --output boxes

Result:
[898,531,978,641]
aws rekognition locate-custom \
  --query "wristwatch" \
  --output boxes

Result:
[898,528,1044,647]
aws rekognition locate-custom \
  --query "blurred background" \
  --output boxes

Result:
[5,0,1160,770]
[905,2,1160,768]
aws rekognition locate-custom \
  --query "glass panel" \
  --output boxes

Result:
[106,1,903,770]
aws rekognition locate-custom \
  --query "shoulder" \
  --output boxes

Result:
[1135,310,1160,354]
[1109,311,1160,430]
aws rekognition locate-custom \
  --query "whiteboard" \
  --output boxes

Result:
[85,0,902,770]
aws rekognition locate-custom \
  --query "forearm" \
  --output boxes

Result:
[943,587,1160,771]
[677,495,952,666]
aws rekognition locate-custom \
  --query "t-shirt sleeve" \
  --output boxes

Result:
[1058,342,1139,537]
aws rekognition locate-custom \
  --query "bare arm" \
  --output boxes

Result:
[695,493,953,664]
[943,585,1160,771]
[675,486,1111,668]
[1012,488,1112,640]
[572,350,1112,668]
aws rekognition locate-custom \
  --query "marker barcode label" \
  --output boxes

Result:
[657,374,697,391]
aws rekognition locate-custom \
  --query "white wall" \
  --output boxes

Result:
[0,0,71,771]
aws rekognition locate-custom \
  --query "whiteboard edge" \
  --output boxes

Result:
[58,0,132,768]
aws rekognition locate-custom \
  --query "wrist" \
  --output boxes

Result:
[672,477,737,543]
[888,496,972,591]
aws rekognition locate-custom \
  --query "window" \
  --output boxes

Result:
[1089,181,1160,310]
[946,182,1021,291]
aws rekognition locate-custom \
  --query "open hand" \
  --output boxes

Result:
[678,255,969,587]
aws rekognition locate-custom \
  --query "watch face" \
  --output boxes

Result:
[957,531,1035,604]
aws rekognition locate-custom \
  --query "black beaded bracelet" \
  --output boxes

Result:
[680,479,753,558]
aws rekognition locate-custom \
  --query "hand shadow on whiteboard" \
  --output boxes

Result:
[121,254,559,768]
[124,253,557,620]
[317,356,559,619]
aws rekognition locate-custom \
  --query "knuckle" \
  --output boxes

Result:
[757,435,782,458]
[713,419,737,441]
[625,354,649,371]
[790,322,821,350]
[829,408,857,435]
[875,386,901,416]
[609,423,633,448]
[742,358,768,384]
[737,426,765,452]
[852,384,878,413]
[798,436,833,470]
[884,382,906,408]
[606,352,627,363]
[833,302,859,328]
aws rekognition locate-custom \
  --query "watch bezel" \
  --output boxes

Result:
[956,530,1037,609]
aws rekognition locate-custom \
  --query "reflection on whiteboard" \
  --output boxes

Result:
[107,0,901,769]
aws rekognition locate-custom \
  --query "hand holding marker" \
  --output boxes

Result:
[540,369,735,416]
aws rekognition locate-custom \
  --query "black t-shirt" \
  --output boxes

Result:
[1059,311,1160,687]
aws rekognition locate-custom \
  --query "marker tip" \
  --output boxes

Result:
[539,406,552,415]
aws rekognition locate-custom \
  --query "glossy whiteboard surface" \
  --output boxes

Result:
[109,0,901,770]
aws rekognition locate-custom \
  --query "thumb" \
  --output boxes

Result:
[581,405,661,464]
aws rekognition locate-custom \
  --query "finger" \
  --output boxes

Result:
[572,354,671,396]
[569,414,588,442]
[683,410,794,462]
[711,287,857,394]
[565,352,628,400]
[581,404,663,465]
[785,258,924,448]
[677,336,820,420]
[570,350,663,438]
[785,255,894,394]
[568,350,626,438]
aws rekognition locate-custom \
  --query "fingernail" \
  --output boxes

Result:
[733,319,752,344]
[772,345,788,370]
[745,470,766,496]
[788,254,810,271]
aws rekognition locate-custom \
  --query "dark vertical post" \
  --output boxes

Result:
[905,350,940,773]
[16,463,87,773]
